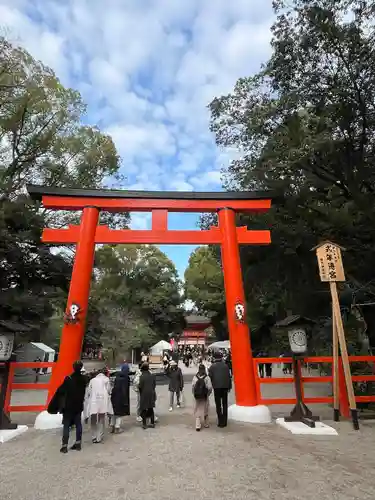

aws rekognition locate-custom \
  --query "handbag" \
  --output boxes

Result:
[47,376,71,414]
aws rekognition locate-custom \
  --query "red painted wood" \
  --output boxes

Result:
[219,208,257,406]
[152,210,168,231]
[356,395,375,402]
[254,356,375,364]
[47,207,99,403]
[303,376,333,383]
[11,383,50,390]
[352,375,375,381]
[9,405,46,412]
[259,377,294,384]
[260,397,334,405]
[41,195,272,213]
[42,225,271,245]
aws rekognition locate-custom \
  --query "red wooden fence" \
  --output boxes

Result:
[4,362,55,413]
[254,356,375,418]
[2,357,375,415]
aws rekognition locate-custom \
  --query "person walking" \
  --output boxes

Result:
[208,351,232,428]
[110,364,130,433]
[85,368,112,443]
[265,360,273,378]
[166,360,184,411]
[138,363,156,429]
[192,364,212,431]
[257,351,265,378]
[47,360,87,454]
[133,362,143,422]
[225,351,232,376]
[141,352,149,363]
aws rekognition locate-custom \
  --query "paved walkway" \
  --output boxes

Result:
[3,365,375,500]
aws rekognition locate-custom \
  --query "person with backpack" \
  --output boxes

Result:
[192,364,212,431]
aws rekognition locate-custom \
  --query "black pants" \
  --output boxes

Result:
[62,413,82,445]
[214,389,229,427]
[141,408,155,426]
[265,363,272,378]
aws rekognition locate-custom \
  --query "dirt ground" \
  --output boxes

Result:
[3,367,375,500]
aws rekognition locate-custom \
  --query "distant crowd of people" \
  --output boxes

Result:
[82,348,102,360]
[48,350,232,453]
[164,346,232,374]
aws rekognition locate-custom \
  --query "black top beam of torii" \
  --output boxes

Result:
[27,184,274,201]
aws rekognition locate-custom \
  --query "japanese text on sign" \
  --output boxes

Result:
[316,243,345,282]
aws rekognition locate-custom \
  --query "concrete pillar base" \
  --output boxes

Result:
[34,411,63,430]
[228,404,272,424]
[0,425,28,443]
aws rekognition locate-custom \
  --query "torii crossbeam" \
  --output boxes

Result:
[27,185,273,422]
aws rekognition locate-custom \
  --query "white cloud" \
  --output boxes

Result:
[0,0,275,270]
[0,0,274,192]
[169,179,194,192]
[130,212,151,230]
[190,171,222,188]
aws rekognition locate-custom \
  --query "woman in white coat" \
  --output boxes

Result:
[85,369,113,443]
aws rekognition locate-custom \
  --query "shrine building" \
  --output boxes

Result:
[178,315,212,347]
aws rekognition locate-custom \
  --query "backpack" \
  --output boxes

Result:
[194,376,208,400]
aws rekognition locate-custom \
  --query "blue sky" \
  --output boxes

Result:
[0,0,275,278]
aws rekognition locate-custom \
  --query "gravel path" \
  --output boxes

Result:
[3,374,375,500]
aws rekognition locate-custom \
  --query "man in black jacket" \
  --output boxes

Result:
[208,352,232,427]
[48,360,88,453]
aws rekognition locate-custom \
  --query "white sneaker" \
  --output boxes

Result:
[169,407,173,412]
[155,416,159,422]
[177,404,181,408]
[136,416,142,422]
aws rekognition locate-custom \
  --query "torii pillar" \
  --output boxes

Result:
[219,208,270,423]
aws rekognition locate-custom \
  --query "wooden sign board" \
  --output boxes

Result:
[315,242,345,282]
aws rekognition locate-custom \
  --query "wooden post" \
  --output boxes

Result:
[339,357,350,418]
[312,240,359,430]
[330,281,359,429]
[332,303,340,421]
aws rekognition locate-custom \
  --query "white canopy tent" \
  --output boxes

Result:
[150,340,172,355]
[208,340,231,350]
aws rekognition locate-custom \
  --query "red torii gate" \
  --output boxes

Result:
[28,185,273,421]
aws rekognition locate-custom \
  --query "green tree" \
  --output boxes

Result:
[0,36,126,336]
[0,37,121,195]
[93,244,184,344]
[184,246,227,339]
[98,304,156,366]
[0,196,71,339]
[209,0,375,350]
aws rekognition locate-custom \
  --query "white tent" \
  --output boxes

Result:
[208,340,231,350]
[150,340,172,355]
